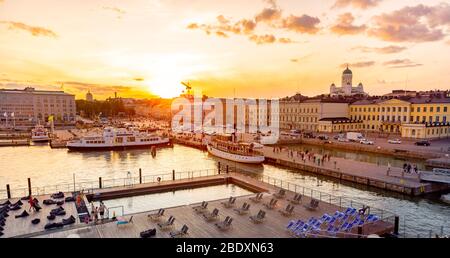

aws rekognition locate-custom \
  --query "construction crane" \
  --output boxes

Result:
[181,81,193,96]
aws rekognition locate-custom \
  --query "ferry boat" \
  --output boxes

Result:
[66,127,170,151]
[207,134,265,164]
[31,124,50,142]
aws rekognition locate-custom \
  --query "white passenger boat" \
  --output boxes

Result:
[67,127,170,151]
[420,168,450,184]
[207,134,265,164]
[31,124,50,142]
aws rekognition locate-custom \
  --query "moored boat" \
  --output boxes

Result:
[207,134,265,164]
[31,124,50,142]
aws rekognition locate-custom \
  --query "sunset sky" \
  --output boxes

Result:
[0,0,449,99]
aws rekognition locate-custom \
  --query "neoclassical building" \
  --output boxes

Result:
[0,87,76,127]
[330,66,367,97]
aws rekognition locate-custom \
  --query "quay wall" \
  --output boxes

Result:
[264,157,449,196]
[275,138,441,160]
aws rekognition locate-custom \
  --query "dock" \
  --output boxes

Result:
[0,139,30,147]
[1,172,396,238]
[262,147,449,196]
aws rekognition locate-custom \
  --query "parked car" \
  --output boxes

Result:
[318,135,329,140]
[360,139,374,145]
[388,139,402,144]
[415,140,431,146]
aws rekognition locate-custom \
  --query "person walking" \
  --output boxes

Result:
[93,206,99,224]
[99,201,106,221]
[387,162,391,176]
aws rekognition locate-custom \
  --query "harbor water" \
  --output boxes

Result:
[0,144,449,237]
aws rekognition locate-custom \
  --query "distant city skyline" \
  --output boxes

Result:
[0,0,449,100]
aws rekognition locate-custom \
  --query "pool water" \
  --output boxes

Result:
[95,184,253,216]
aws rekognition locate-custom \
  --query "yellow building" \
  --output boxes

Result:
[349,92,450,139]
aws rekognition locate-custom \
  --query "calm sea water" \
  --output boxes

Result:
[0,144,448,237]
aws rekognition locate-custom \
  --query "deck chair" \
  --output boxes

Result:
[203,208,219,221]
[250,210,266,224]
[288,194,302,205]
[215,216,233,231]
[148,209,165,221]
[170,225,189,238]
[263,198,278,210]
[221,197,236,208]
[193,202,209,214]
[192,201,207,210]
[304,199,319,211]
[234,202,250,215]
[116,216,133,226]
[157,216,175,230]
[273,189,286,199]
[249,193,263,203]
[279,204,295,217]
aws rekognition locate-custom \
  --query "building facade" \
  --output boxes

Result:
[280,99,349,132]
[0,87,76,127]
[349,92,450,139]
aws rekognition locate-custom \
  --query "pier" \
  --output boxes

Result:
[262,147,449,196]
[0,170,396,238]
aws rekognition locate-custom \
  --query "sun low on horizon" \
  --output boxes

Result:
[0,0,449,100]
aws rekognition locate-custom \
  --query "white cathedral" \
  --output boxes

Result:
[330,66,367,96]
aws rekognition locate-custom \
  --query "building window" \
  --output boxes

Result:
[404,107,407,112]
[429,116,432,122]
[382,107,385,112]
[422,116,426,122]
[437,107,440,112]
[424,107,427,112]
[411,107,414,112]
[393,107,396,112]
[436,116,440,122]
[403,116,407,122]
[444,107,448,112]
[430,107,434,112]
[444,116,447,123]
[387,107,390,112]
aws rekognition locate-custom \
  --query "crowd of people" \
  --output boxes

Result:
[273,147,334,166]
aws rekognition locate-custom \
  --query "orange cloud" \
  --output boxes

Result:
[351,45,406,54]
[215,31,228,38]
[383,59,423,68]
[249,34,276,45]
[368,4,449,42]
[333,0,382,9]
[0,21,57,38]
[255,7,282,24]
[281,15,320,34]
[278,37,294,44]
[340,61,375,68]
[330,13,366,35]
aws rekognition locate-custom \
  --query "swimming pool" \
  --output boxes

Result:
[94,184,253,216]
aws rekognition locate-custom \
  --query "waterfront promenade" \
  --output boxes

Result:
[261,146,449,195]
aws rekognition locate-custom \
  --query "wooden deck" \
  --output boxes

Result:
[18,173,394,238]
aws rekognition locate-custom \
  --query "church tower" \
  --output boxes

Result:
[342,65,353,95]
